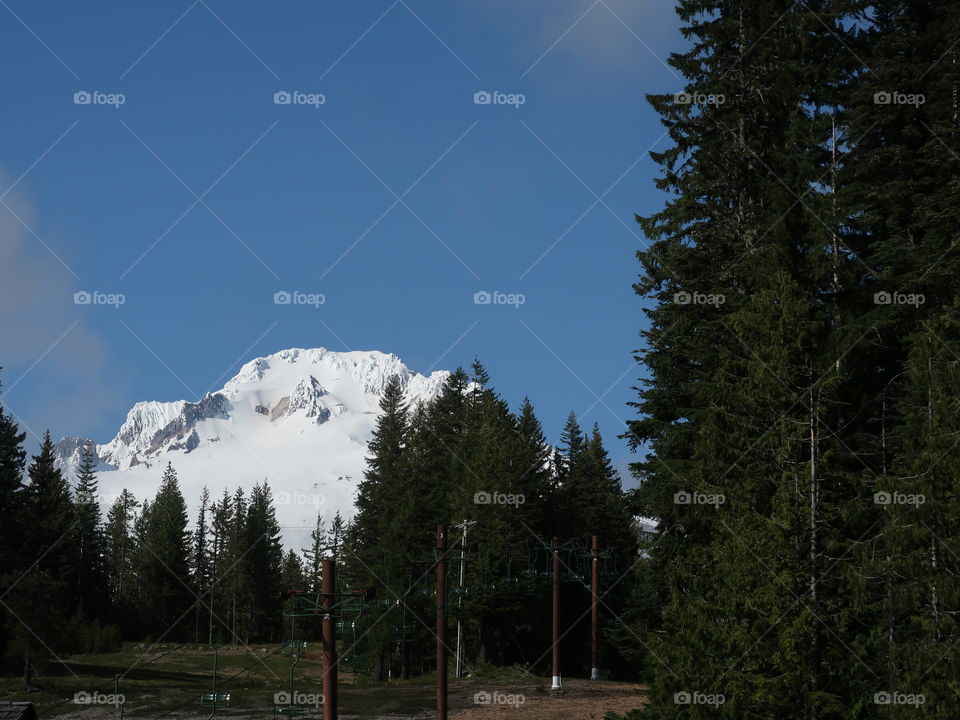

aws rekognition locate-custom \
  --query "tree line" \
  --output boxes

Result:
[622,1,960,718]
[0,406,297,686]
[342,361,637,681]
[0,359,638,686]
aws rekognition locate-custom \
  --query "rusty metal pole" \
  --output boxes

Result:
[551,537,562,691]
[322,558,338,720]
[591,535,600,680]
[436,525,448,720]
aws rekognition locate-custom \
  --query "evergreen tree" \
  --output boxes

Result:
[281,550,305,592]
[874,305,960,716]
[348,374,416,679]
[191,486,212,642]
[104,489,139,610]
[7,432,75,686]
[625,0,859,716]
[245,481,283,641]
[0,385,27,674]
[553,412,587,535]
[353,374,409,556]
[209,488,234,644]
[303,513,327,593]
[580,424,637,555]
[836,2,960,715]
[73,442,108,620]
[455,361,527,667]
[24,432,76,585]
[138,464,193,640]
[222,487,250,643]
[192,487,212,590]
[130,497,152,621]
[326,510,346,561]
[0,378,27,576]
[510,398,553,539]
[410,368,470,520]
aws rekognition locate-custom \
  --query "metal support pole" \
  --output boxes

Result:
[551,537,562,691]
[205,647,219,720]
[208,583,214,647]
[212,647,217,715]
[591,535,600,680]
[322,558,338,720]
[436,524,448,720]
[114,674,123,720]
[454,519,475,679]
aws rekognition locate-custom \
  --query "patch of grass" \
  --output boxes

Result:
[1,645,642,718]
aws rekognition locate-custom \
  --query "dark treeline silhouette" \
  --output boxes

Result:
[342,360,637,681]
[620,0,960,718]
[0,359,638,687]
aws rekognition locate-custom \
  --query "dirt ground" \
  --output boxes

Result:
[39,676,646,720]
[11,643,646,720]
[450,679,646,720]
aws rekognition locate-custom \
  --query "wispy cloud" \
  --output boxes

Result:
[0,172,128,446]
[483,0,680,85]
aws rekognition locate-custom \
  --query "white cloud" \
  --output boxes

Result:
[0,173,127,447]
[480,0,681,86]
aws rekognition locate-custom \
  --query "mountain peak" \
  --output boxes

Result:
[53,347,449,546]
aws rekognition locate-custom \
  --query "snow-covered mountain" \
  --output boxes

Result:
[54,348,449,549]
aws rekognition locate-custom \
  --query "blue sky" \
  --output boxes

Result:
[0,0,685,477]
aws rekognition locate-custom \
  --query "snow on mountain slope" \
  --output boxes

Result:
[54,348,449,549]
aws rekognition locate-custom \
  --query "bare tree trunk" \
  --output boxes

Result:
[809,381,820,720]
[931,539,941,642]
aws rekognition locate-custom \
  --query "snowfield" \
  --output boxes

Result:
[54,347,449,550]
